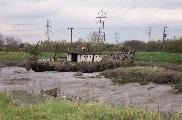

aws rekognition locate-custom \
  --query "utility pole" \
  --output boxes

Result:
[113,32,120,45]
[46,19,52,41]
[148,27,152,40]
[162,26,167,51]
[68,28,74,43]
[96,10,107,42]
[174,36,176,41]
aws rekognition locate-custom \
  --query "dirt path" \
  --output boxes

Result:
[0,67,182,113]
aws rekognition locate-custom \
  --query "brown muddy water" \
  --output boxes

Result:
[0,67,182,113]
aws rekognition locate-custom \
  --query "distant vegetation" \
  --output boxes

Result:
[0,92,181,120]
[1,33,182,53]
[136,52,182,62]
[1,33,182,67]
[102,67,182,92]
[1,51,182,63]
[123,38,182,53]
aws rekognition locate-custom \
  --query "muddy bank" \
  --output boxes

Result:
[0,61,25,68]
[0,67,182,113]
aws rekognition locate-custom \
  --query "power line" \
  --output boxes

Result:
[12,24,43,26]
[74,27,97,30]
[108,0,150,28]
[106,0,151,41]
[68,27,124,30]
[0,23,43,26]
[0,22,44,32]
[5,29,36,31]
[2,29,44,32]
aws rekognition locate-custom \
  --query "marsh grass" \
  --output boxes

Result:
[135,61,182,72]
[102,67,182,90]
[0,93,181,120]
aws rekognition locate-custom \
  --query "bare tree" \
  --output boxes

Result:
[87,31,103,43]
[0,34,4,51]
[5,37,20,51]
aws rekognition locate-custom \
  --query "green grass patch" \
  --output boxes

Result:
[0,52,30,62]
[0,92,181,120]
[136,52,182,62]
[0,52,67,62]
[102,67,182,90]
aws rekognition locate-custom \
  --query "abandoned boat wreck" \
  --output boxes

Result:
[29,46,135,72]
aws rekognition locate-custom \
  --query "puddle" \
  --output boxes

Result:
[0,67,182,113]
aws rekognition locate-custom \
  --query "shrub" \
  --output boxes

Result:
[101,67,182,91]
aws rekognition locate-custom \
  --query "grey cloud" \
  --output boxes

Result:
[0,0,182,43]
[0,0,58,18]
[150,0,182,9]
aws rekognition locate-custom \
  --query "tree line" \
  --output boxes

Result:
[0,34,21,51]
[0,33,182,54]
[123,38,182,53]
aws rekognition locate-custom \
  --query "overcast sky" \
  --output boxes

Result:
[0,0,182,43]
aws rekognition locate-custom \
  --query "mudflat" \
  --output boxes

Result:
[0,67,182,113]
